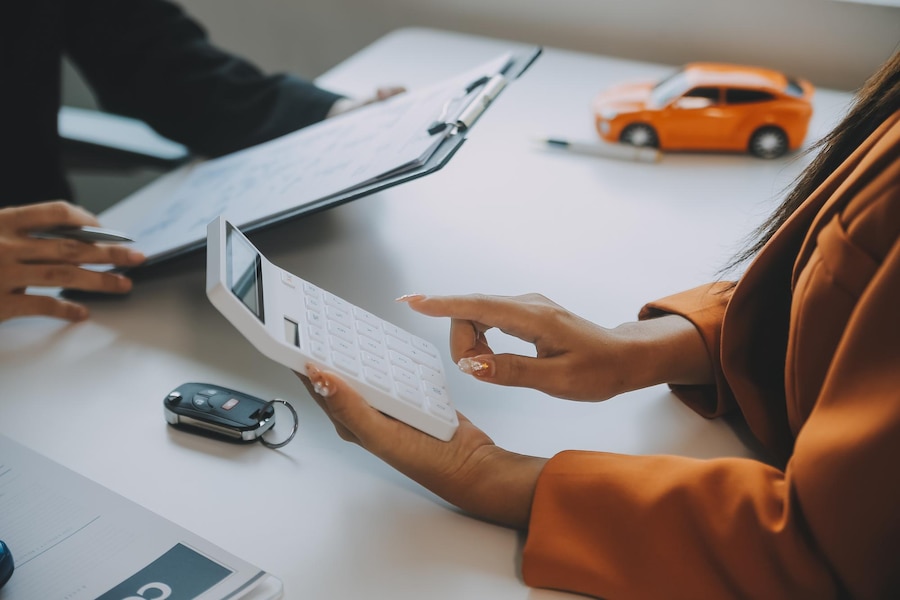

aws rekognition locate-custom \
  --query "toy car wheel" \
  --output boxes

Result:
[620,123,659,148]
[749,126,788,159]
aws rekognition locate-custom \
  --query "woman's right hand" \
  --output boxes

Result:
[0,201,145,323]
[400,293,713,402]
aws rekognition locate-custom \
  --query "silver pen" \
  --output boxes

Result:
[538,137,661,163]
[32,225,134,243]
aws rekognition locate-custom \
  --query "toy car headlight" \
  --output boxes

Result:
[600,108,618,120]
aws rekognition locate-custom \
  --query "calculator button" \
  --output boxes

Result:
[358,336,385,357]
[361,351,388,374]
[303,282,320,296]
[392,365,418,387]
[326,305,353,328]
[329,336,357,357]
[353,307,381,329]
[389,339,436,369]
[411,336,438,357]
[324,292,351,312]
[308,325,326,345]
[327,320,354,344]
[423,383,448,403]
[396,382,424,407]
[331,351,360,376]
[411,347,442,370]
[389,350,416,371]
[418,364,445,388]
[427,401,456,423]
[305,295,323,311]
[383,323,410,344]
[385,335,412,357]
[311,340,328,360]
[307,309,324,327]
[281,271,297,288]
[364,368,392,393]
[355,320,384,342]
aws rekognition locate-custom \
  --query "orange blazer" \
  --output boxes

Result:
[522,111,900,599]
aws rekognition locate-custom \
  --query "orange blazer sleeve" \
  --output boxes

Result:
[523,234,900,599]
[522,113,900,600]
[639,282,736,418]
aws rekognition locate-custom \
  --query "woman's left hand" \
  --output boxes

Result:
[298,364,546,529]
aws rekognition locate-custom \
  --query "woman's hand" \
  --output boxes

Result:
[299,364,546,529]
[400,293,713,401]
[0,201,145,322]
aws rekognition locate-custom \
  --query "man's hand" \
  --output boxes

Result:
[326,86,406,118]
[0,201,145,322]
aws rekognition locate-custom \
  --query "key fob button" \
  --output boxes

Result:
[192,393,212,410]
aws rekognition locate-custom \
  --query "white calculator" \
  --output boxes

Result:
[206,216,458,441]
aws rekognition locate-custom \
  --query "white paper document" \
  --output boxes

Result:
[98,53,515,263]
[0,434,281,600]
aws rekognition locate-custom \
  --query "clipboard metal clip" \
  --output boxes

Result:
[427,57,516,136]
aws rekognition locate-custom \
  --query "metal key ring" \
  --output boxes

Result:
[259,399,299,449]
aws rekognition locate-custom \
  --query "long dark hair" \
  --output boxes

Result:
[726,47,900,271]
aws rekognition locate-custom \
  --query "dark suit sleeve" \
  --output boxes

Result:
[62,0,343,156]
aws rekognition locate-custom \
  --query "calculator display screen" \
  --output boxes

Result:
[226,224,265,322]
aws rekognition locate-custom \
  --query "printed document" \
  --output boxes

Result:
[99,53,513,262]
[0,434,281,600]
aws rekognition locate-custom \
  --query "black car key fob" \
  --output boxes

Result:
[164,382,276,443]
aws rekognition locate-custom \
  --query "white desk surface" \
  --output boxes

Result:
[0,28,852,600]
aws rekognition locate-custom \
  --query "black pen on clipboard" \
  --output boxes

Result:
[32,225,134,243]
[428,56,517,136]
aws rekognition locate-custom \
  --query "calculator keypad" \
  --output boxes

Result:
[293,277,455,425]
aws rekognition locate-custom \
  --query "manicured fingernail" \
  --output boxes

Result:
[306,364,334,397]
[313,379,333,398]
[128,250,146,263]
[395,293,426,303]
[458,357,493,377]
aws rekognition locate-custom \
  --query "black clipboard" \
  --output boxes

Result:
[98,46,542,269]
[254,46,543,232]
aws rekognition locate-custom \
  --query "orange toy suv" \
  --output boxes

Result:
[593,63,814,158]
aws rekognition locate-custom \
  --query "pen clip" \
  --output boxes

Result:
[452,73,508,132]
[428,79,483,135]
[427,67,508,136]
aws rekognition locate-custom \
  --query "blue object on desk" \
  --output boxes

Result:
[0,539,13,589]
